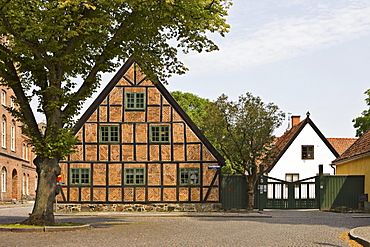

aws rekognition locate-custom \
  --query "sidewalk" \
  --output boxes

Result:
[350,226,370,247]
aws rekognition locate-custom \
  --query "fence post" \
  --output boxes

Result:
[317,164,324,210]
[258,165,267,211]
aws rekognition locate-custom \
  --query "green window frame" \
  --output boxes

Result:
[179,168,200,185]
[125,92,145,110]
[70,168,90,185]
[302,145,314,159]
[124,168,145,185]
[100,125,120,143]
[150,125,170,143]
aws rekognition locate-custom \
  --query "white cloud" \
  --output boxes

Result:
[183,2,370,74]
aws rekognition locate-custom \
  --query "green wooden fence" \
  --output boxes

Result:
[221,165,365,210]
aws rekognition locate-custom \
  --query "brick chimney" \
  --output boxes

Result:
[291,115,301,128]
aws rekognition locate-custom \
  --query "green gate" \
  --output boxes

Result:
[258,165,365,210]
[259,175,318,209]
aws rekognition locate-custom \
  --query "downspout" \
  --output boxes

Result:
[330,163,336,175]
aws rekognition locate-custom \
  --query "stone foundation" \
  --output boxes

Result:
[55,203,222,213]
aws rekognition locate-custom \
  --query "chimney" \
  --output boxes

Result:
[291,115,301,128]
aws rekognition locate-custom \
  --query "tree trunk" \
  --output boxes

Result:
[246,172,258,210]
[22,156,60,226]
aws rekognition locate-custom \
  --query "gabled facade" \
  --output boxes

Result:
[0,86,36,202]
[333,129,370,196]
[58,59,225,210]
[266,112,340,181]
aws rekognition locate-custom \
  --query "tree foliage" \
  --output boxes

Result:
[353,89,370,137]
[0,0,231,225]
[171,91,210,128]
[202,93,285,208]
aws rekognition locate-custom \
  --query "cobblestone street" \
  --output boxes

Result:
[0,206,369,246]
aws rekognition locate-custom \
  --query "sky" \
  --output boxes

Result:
[163,0,370,138]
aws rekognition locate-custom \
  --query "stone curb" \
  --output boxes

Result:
[349,227,370,247]
[0,224,91,232]
[55,212,272,218]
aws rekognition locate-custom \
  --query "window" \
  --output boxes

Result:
[10,124,15,151]
[10,97,14,108]
[180,168,200,185]
[22,144,25,159]
[1,90,6,106]
[1,167,6,192]
[99,125,119,143]
[302,145,314,159]
[125,168,145,185]
[125,92,145,110]
[1,117,6,148]
[23,173,26,195]
[285,173,299,182]
[70,168,90,185]
[26,174,29,195]
[150,125,170,143]
[25,144,28,160]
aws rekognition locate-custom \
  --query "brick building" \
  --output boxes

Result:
[58,59,225,212]
[0,86,36,202]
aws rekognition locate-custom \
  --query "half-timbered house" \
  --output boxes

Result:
[58,58,225,212]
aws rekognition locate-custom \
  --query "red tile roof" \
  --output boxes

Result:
[333,129,370,163]
[265,115,340,173]
[327,138,357,156]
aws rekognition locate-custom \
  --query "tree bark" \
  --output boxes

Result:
[246,172,258,209]
[22,156,60,226]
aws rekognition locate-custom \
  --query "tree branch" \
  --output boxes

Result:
[2,59,41,140]
[61,10,138,119]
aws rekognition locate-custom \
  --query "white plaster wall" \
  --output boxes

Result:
[268,124,336,181]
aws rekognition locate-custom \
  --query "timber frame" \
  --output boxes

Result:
[58,58,225,205]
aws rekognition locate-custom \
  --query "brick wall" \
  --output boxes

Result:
[0,86,37,202]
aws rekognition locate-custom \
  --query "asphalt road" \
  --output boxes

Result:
[0,205,369,247]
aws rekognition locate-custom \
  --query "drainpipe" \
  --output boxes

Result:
[330,164,336,175]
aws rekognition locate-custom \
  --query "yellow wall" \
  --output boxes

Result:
[336,155,370,195]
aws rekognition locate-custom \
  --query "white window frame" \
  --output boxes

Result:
[285,173,299,182]
[1,120,6,148]
[25,145,28,160]
[1,90,6,106]
[26,174,29,195]
[10,125,15,151]
[23,173,26,195]
[1,167,6,192]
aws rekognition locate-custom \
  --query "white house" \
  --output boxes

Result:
[266,112,346,181]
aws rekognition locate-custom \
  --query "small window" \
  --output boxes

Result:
[1,118,6,149]
[125,92,145,110]
[100,125,120,143]
[1,167,6,192]
[70,168,90,185]
[10,124,15,151]
[150,125,170,143]
[302,145,314,159]
[10,97,14,108]
[125,168,145,185]
[180,168,200,185]
[285,173,299,182]
[1,90,6,106]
